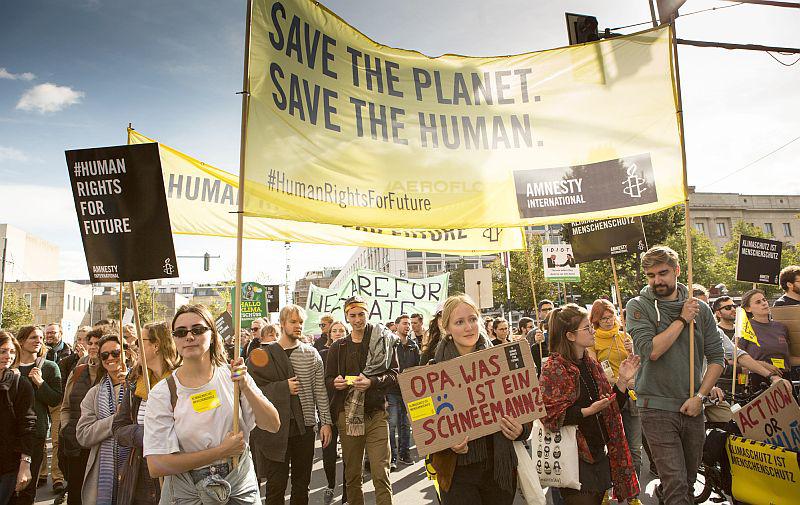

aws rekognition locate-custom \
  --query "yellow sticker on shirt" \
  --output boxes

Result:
[407,397,436,421]
[771,358,785,369]
[190,390,221,413]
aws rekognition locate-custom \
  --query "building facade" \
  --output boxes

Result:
[293,268,340,307]
[688,188,800,250]
[7,280,92,343]
[1,224,60,282]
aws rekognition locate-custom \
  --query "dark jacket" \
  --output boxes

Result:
[112,371,161,505]
[60,363,99,458]
[17,358,62,439]
[387,337,420,395]
[58,352,81,384]
[0,369,37,475]
[325,325,399,418]
[46,340,72,366]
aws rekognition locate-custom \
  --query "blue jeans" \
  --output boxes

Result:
[640,407,705,505]
[621,399,642,481]
[386,393,411,462]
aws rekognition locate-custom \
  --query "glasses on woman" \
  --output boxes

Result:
[172,325,211,338]
[574,324,595,334]
[100,349,121,361]
[599,316,616,323]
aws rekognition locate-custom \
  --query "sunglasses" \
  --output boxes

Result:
[718,305,737,311]
[319,323,327,328]
[100,349,121,361]
[172,326,211,338]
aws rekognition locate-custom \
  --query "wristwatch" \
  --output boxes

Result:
[694,392,707,402]
[20,455,32,464]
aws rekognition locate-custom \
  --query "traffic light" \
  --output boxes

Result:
[203,252,211,271]
[566,13,599,45]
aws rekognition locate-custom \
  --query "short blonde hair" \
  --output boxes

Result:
[439,294,481,337]
[279,304,306,325]
[641,245,679,270]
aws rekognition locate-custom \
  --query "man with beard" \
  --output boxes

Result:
[247,305,332,505]
[774,265,800,306]
[626,246,724,505]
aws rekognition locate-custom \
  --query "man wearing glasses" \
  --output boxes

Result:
[313,314,334,353]
[712,296,781,388]
[774,265,800,306]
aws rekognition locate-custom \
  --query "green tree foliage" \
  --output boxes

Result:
[489,236,560,315]
[664,226,723,292]
[1,287,34,331]
[448,258,467,296]
[106,281,166,324]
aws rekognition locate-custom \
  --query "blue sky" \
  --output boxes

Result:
[1,0,797,286]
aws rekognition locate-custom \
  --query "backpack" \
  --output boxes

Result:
[0,368,21,419]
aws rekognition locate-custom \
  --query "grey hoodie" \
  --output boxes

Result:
[625,283,724,412]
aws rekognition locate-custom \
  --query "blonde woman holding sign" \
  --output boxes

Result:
[430,294,532,505]
[143,304,280,504]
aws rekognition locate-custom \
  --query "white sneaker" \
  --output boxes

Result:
[323,487,334,505]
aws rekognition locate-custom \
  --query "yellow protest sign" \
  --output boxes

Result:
[736,306,760,347]
[128,129,524,254]
[727,436,800,505]
[243,0,684,229]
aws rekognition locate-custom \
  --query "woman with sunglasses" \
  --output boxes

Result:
[74,334,129,504]
[12,326,62,505]
[60,327,103,505]
[113,322,180,505]
[144,304,279,503]
[739,289,792,388]
[539,304,640,505]
[0,331,36,505]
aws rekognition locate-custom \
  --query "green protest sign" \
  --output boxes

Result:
[232,281,268,329]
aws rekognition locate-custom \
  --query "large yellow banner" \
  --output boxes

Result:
[128,130,524,254]
[243,0,684,229]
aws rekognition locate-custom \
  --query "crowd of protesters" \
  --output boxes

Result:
[1,250,798,505]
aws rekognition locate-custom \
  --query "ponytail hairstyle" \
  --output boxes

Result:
[547,303,589,362]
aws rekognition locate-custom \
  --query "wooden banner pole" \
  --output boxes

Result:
[231,0,255,466]
[671,22,695,396]
[128,282,150,391]
[118,283,125,366]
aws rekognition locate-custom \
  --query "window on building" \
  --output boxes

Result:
[716,222,727,237]
[426,263,442,274]
[24,293,31,308]
[694,222,705,234]
[764,223,774,236]
[407,263,423,274]
[406,251,423,258]
[783,223,793,237]
[182,287,192,294]
[426,253,442,258]
[65,294,71,311]
[465,261,478,269]
[39,293,47,310]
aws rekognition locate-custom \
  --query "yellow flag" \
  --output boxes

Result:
[128,129,524,254]
[735,306,759,347]
[243,0,684,229]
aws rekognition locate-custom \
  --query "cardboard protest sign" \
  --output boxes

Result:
[398,341,546,456]
[733,380,800,451]
[569,217,647,263]
[736,235,782,285]
[66,143,178,282]
[243,0,685,229]
[543,244,580,282]
[215,311,234,340]
[727,436,800,505]
[232,282,270,329]
[303,269,448,334]
[771,306,800,358]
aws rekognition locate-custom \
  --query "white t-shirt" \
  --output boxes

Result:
[143,366,261,457]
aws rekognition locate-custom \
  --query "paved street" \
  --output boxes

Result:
[34,438,728,505]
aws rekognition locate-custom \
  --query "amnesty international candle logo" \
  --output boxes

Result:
[65,143,178,283]
[513,153,658,218]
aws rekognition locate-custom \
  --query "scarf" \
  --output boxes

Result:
[433,334,517,493]
[344,324,398,436]
[540,352,639,500]
[134,367,172,401]
[592,323,629,377]
[97,375,131,505]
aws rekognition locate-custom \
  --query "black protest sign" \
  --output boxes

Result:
[215,311,234,340]
[569,216,647,263]
[66,143,178,283]
[265,284,280,312]
[513,153,657,218]
[736,235,782,285]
